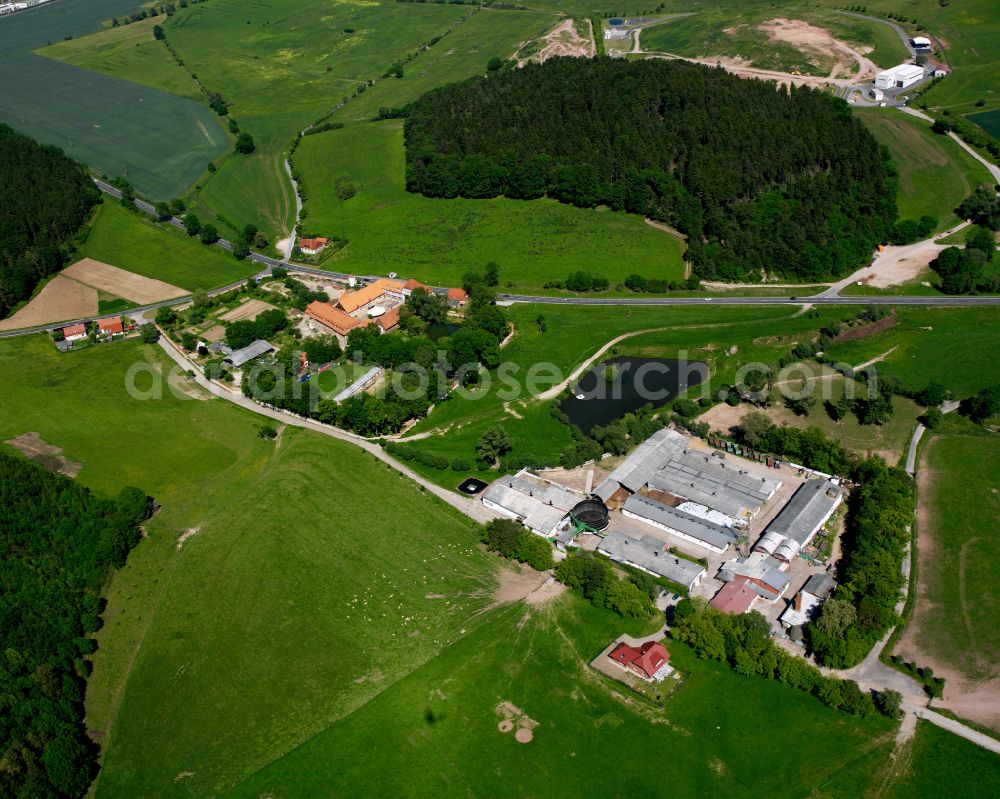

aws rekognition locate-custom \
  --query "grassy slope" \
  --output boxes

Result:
[886,721,1000,799]
[0,334,498,798]
[337,8,553,123]
[911,434,1000,682]
[295,120,686,290]
[95,429,498,797]
[230,596,893,798]
[855,108,991,231]
[822,307,1000,396]
[77,201,259,291]
[40,17,202,101]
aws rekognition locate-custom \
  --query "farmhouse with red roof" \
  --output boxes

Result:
[608,640,672,682]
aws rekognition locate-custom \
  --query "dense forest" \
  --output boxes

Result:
[403,58,897,281]
[0,453,150,797]
[0,125,99,318]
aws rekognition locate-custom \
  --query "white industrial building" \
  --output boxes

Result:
[874,64,925,90]
[481,472,582,538]
[621,494,739,555]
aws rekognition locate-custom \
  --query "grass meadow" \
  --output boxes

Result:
[77,202,259,291]
[822,307,1000,397]
[294,120,687,291]
[856,108,992,232]
[336,8,554,124]
[886,721,1000,799]
[41,17,203,101]
[908,434,1000,682]
[229,596,894,798]
[164,0,472,239]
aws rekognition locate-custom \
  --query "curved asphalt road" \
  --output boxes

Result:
[1,178,998,341]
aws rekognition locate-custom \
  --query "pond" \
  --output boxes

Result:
[426,322,461,341]
[559,356,708,435]
[457,477,489,495]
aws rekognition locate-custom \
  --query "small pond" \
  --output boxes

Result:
[426,322,461,341]
[559,356,708,435]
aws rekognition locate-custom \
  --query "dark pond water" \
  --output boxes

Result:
[426,323,461,341]
[560,356,708,435]
[458,477,488,495]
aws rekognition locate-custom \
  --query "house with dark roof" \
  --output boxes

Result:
[780,573,837,628]
[608,641,672,681]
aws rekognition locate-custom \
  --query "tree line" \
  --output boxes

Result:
[670,597,901,719]
[0,126,99,319]
[403,58,896,282]
[0,453,150,797]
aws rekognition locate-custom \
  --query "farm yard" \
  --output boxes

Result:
[294,121,687,291]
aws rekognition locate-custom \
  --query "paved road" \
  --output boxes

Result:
[156,333,499,526]
[5,177,998,342]
[905,400,960,475]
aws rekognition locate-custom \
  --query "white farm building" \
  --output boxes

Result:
[874,64,925,90]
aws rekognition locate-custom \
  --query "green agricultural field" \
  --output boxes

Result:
[0,53,230,199]
[822,307,1000,396]
[41,17,202,101]
[294,120,686,290]
[906,435,1000,682]
[230,597,893,798]
[77,202,259,291]
[337,8,553,124]
[885,721,1000,799]
[855,109,991,232]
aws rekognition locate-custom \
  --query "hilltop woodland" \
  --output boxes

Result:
[0,453,150,798]
[0,126,99,318]
[404,58,896,282]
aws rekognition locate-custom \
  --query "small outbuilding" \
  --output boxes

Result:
[223,339,273,368]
